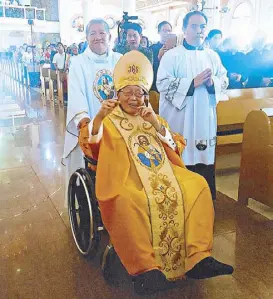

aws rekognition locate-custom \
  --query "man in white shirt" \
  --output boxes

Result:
[53,42,66,71]
[22,45,33,65]
[53,42,68,100]
[62,18,122,205]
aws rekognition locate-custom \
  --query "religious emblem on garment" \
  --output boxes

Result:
[128,130,164,171]
[165,78,180,102]
[195,139,208,151]
[93,69,115,103]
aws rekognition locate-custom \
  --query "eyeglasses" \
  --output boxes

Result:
[119,90,145,99]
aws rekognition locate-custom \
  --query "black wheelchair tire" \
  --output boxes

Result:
[68,168,101,258]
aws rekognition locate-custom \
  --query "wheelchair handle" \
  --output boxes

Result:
[84,155,98,166]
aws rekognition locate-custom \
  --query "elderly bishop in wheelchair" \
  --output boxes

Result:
[76,50,233,294]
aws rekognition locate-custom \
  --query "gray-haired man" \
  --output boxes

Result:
[62,19,122,204]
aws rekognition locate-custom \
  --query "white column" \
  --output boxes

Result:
[59,0,73,44]
[83,0,90,28]
[83,0,125,27]
[83,0,101,28]
[203,0,221,29]
[122,0,136,14]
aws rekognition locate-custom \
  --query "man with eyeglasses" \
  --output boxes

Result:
[62,18,122,205]
[157,11,228,200]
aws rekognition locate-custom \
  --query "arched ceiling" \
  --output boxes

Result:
[136,0,232,10]
[136,0,191,10]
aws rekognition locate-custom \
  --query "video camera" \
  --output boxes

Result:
[122,12,138,23]
[117,12,138,46]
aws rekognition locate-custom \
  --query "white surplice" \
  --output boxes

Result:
[62,47,122,205]
[157,44,228,166]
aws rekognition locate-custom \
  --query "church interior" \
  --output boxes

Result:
[1,0,273,298]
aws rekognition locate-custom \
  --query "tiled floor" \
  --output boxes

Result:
[1,71,273,299]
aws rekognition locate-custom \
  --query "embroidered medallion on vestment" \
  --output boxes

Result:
[93,69,115,103]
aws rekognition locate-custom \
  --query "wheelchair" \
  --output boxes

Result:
[68,155,159,294]
[67,155,118,282]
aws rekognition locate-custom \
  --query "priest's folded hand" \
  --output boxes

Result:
[194,68,212,88]
[205,78,214,87]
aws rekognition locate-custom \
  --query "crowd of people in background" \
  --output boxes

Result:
[8,41,87,70]
[206,30,273,89]
[1,17,273,91]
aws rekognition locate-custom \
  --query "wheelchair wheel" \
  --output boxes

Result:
[68,168,102,258]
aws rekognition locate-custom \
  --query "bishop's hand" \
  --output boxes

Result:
[92,99,119,136]
[96,99,119,120]
[138,105,161,130]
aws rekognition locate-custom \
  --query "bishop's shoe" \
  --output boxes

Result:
[132,269,176,295]
[186,257,234,279]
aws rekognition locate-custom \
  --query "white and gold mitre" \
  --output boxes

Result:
[113,50,153,94]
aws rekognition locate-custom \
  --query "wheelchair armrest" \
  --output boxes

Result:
[84,155,98,166]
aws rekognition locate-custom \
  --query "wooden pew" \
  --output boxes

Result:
[147,88,273,146]
[217,88,273,146]
[10,60,14,78]
[48,69,57,101]
[40,64,50,98]
[12,61,16,80]
[8,59,11,76]
[14,62,18,81]
[6,58,9,75]
[11,60,14,79]
[2,58,5,73]
[18,63,24,84]
[5,58,9,75]
[57,70,64,105]
[238,109,273,208]
[15,63,20,82]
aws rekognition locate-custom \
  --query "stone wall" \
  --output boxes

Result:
[31,0,59,21]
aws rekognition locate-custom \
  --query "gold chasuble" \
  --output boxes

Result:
[108,106,185,280]
[79,51,214,281]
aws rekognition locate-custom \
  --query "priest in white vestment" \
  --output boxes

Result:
[62,19,122,204]
[157,11,228,200]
